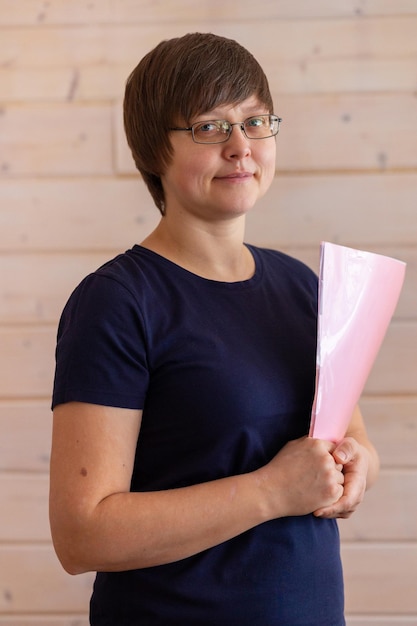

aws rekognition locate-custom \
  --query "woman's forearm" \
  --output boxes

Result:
[51,470,268,575]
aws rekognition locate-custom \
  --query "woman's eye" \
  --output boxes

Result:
[247,117,265,127]
[198,122,219,133]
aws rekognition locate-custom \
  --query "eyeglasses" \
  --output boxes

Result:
[170,114,282,144]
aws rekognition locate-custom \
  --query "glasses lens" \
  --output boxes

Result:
[244,115,279,139]
[190,115,280,143]
[192,120,231,144]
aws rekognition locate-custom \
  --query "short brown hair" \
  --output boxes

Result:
[123,33,274,215]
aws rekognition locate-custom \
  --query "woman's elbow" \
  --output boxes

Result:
[51,536,92,575]
[49,515,93,575]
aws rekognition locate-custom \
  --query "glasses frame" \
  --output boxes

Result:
[170,114,282,144]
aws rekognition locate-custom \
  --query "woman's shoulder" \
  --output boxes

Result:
[69,245,158,301]
[59,247,147,323]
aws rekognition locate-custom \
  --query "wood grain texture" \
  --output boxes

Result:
[1,0,417,25]
[0,546,94,612]
[359,396,417,467]
[0,328,55,398]
[114,94,417,174]
[346,619,417,625]
[1,16,415,107]
[0,619,89,626]
[1,174,416,250]
[0,105,113,176]
[0,401,51,472]
[339,469,417,541]
[0,3,416,622]
[2,57,417,102]
[342,544,417,613]
[0,474,50,541]
[1,18,416,66]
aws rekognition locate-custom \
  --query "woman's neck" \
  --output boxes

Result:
[140,214,254,282]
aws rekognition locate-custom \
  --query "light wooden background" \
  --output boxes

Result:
[1,1,417,624]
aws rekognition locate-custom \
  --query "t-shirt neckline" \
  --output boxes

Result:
[132,244,263,290]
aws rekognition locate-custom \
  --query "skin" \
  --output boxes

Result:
[49,96,379,575]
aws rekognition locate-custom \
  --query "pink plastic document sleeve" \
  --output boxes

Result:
[309,241,406,443]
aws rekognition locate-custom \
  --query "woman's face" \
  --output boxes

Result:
[161,96,277,222]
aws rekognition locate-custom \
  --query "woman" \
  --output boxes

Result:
[50,33,379,625]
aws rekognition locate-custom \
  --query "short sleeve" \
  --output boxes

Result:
[52,273,149,410]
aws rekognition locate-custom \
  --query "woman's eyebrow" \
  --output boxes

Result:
[193,107,268,121]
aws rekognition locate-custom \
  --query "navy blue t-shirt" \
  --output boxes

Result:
[52,244,345,625]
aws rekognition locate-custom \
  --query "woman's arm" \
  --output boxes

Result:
[49,401,345,575]
[313,404,380,519]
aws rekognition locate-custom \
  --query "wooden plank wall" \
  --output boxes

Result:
[1,1,416,623]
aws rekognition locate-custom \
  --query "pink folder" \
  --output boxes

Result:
[309,242,406,443]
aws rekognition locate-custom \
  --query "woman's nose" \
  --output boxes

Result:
[223,124,251,159]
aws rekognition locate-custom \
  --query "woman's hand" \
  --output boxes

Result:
[256,436,345,520]
[313,405,380,519]
[313,436,370,519]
